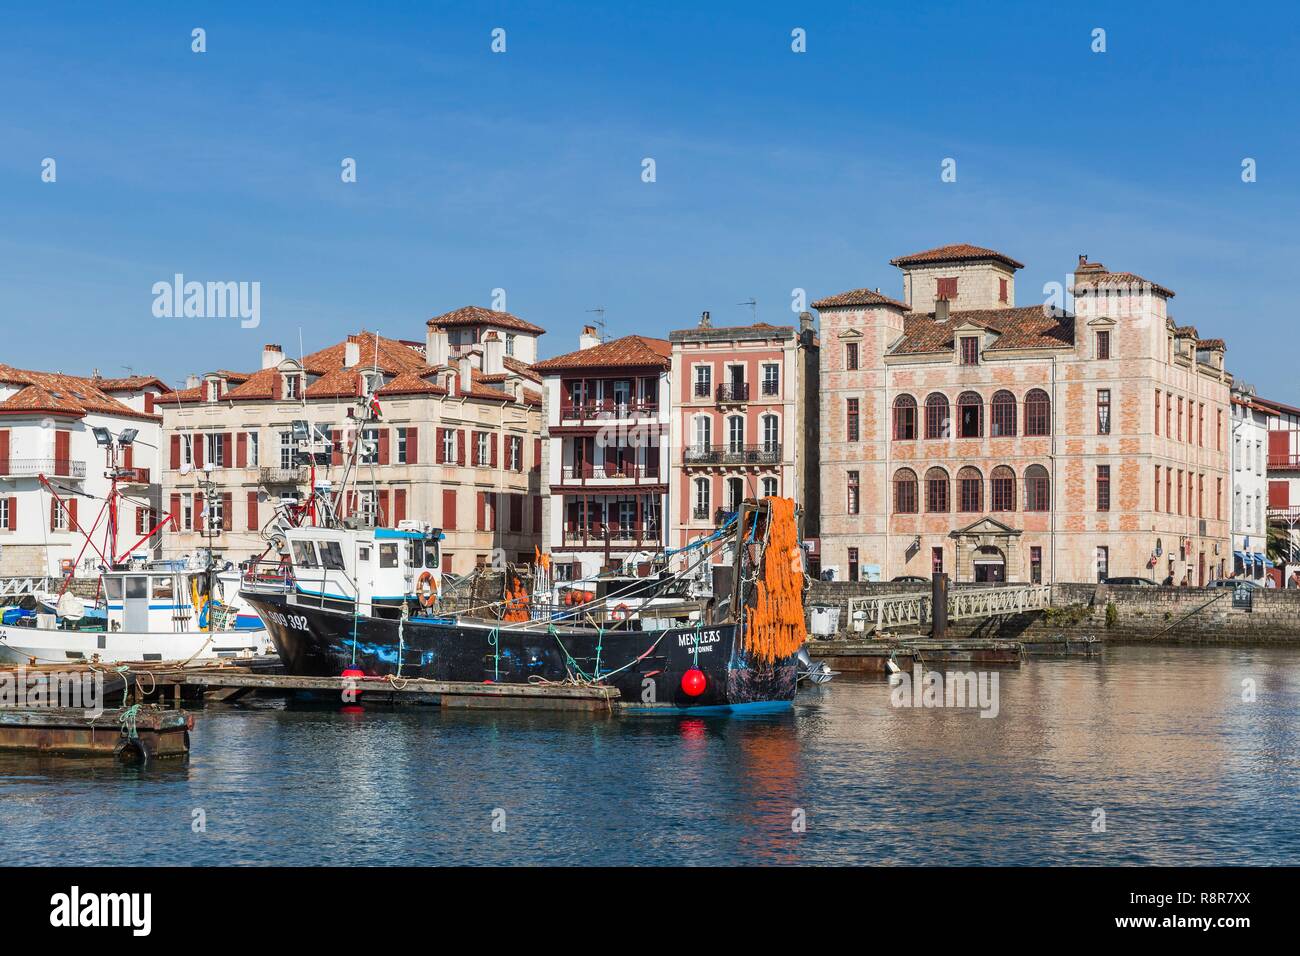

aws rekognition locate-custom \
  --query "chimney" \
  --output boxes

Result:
[579,325,601,350]
[799,311,814,334]
[699,310,711,329]
[263,344,284,369]
[185,374,201,390]
[344,335,361,368]
[483,331,504,374]
[934,297,950,322]
[458,354,474,391]
[425,324,449,367]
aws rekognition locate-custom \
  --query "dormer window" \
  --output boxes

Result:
[959,336,979,365]
[364,372,385,395]
[505,333,516,356]
[1096,330,1111,360]
[207,380,221,402]
[284,374,301,399]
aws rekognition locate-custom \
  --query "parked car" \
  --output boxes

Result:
[1103,576,1158,586]
[891,575,931,584]
[1207,578,1262,589]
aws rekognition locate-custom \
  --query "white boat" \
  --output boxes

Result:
[0,562,271,665]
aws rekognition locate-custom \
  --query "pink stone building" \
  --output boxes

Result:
[667,313,819,564]
[815,244,1232,585]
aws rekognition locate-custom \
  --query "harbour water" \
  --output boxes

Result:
[1,645,1297,866]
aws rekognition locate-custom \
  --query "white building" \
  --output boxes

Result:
[533,328,673,581]
[1229,382,1276,579]
[0,366,166,577]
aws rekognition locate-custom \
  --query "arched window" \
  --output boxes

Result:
[693,477,711,518]
[893,468,918,514]
[761,476,778,498]
[761,414,779,453]
[925,467,949,513]
[957,466,983,512]
[893,394,917,440]
[990,465,1016,511]
[1025,389,1051,436]
[1025,464,1051,511]
[991,390,1017,437]
[693,415,712,451]
[957,391,983,438]
[924,393,950,439]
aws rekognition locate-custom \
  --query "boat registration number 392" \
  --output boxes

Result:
[266,610,310,631]
[677,628,722,651]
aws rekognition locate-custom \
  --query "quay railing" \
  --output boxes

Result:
[846,584,1053,634]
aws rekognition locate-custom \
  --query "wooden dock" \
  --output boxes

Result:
[807,636,1024,672]
[0,706,192,761]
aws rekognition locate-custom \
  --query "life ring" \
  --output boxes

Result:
[416,571,438,608]
[611,603,632,622]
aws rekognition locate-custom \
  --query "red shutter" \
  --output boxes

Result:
[407,427,418,464]
[532,494,541,534]
[55,431,70,474]
[5,497,15,531]
[378,429,390,465]
[221,433,232,468]
[0,430,9,475]
[1270,480,1290,510]
[247,491,259,531]
[272,374,283,400]
[532,438,541,473]
[237,432,248,468]
[1269,430,1291,467]
[332,432,343,466]
[443,489,457,529]
[441,552,452,574]
[195,493,204,532]
[457,430,466,465]
[122,444,134,470]
[67,497,77,530]
[170,494,181,530]
[394,489,407,524]
[221,493,232,531]
[490,434,498,468]
[476,492,486,531]
[170,435,180,469]
[510,494,523,532]
[378,490,390,526]
[435,428,446,464]
[50,498,57,531]
[194,433,204,468]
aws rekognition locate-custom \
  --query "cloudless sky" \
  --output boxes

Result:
[2,1,1298,399]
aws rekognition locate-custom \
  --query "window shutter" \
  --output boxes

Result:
[490,433,498,468]
[221,493,232,531]
[170,494,181,529]
[6,496,16,531]
[247,491,259,531]
[68,498,77,530]
[378,490,390,527]
[443,489,457,530]
[237,433,248,468]
[222,433,233,467]
[435,427,445,464]
[394,489,407,524]
[123,444,134,470]
[194,433,204,469]
[407,427,419,464]
[272,374,283,401]
[195,493,204,532]
[476,492,486,531]
[50,498,57,531]
[332,433,343,466]
[0,430,8,475]
[378,429,390,465]
[170,435,180,469]
[457,430,466,466]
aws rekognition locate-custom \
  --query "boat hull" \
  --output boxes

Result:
[0,624,271,666]
[243,591,796,712]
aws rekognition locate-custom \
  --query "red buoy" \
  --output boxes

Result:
[341,667,365,703]
[681,668,706,697]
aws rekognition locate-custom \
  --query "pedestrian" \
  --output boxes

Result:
[1161,572,1174,586]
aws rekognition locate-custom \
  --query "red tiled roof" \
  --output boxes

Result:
[532,335,672,373]
[0,364,162,421]
[301,332,427,376]
[811,288,908,310]
[890,306,1075,355]
[1072,261,1175,299]
[93,375,173,394]
[1197,338,1226,350]
[890,244,1024,270]
[427,305,546,336]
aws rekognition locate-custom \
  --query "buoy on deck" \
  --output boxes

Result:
[681,668,706,697]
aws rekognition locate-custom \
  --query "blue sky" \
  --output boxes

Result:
[2,1,1298,399]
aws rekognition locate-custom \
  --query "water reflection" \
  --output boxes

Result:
[0,646,1297,865]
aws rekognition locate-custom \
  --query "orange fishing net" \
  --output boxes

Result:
[503,573,530,622]
[743,497,807,664]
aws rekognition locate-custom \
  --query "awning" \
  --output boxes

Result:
[1234,550,1249,563]
[1262,554,1275,568]
[1253,552,1265,568]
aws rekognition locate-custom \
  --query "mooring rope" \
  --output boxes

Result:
[488,626,500,681]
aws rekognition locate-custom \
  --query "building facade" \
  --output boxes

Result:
[1256,394,1300,579]
[667,312,820,565]
[1229,382,1276,579]
[0,366,166,577]
[816,244,1231,585]
[534,328,672,580]
[160,309,545,575]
